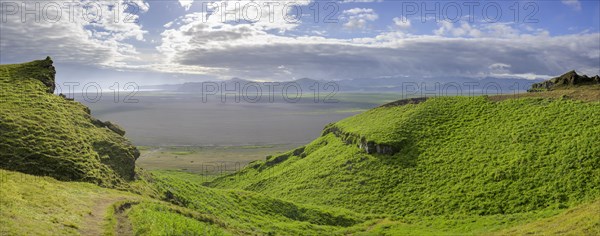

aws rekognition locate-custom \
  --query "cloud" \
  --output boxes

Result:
[433,21,548,39]
[561,0,582,11]
[488,63,512,74]
[157,12,600,80]
[392,17,411,29]
[434,21,481,38]
[2,0,598,83]
[165,0,312,32]
[0,0,148,68]
[342,8,378,30]
[179,0,194,10]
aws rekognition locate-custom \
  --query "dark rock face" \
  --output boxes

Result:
[92,119,127,136]
[529,70,600,92]
[323,125,398,155]
[320,97,427,155]
[35,57,56,93]
[93,140,139,181]
[11,56,57,93]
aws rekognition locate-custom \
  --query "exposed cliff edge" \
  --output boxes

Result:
[0,58,139,188]
[529,70,600,92]
[319,98,428,156]
[323,124,399,155]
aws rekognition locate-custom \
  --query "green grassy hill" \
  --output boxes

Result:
[208,95,600,234]
[0,58,139,188]
[209,96,599,216]
[1,59,599,235]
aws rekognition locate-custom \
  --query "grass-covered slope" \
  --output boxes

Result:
[0,58,139,187]
[2,168,597,236]
[0,169,139,235]
[141,170,375,235]
[209,96,600,218]
[0,169,375,235]
[489,199,600,235]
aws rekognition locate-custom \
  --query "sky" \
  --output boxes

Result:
[1,0,599,86]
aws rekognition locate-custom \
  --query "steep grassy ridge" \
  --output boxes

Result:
[0,58,139,187]
[209,96,600,217]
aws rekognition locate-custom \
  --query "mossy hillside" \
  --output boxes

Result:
[0,58,139,187]
[144,170,374,235]
[0,57,57,93]
[209,96,600,217]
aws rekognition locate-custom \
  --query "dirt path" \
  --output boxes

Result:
[79,197,137,236]
[115,202,137,236]
[79,197,124,235]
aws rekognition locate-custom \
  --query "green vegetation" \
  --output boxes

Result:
[490,199,600,235]
[128,202,229,236]
[1,59,599,235]
[493,84,600,102]
[143,170,372,235]
[0,58,139,188]
[3,168,598,235]
[208,96,600,233]
[0,169,137,235]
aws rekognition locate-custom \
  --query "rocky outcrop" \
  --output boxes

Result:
[0,58,139,187]
[320,97,427,155]
[380,97,428,107]
[529,70,600,92]
[92,119,127,136]
[7,56,57,93]
[323,124,399,155]
[93,140,140,180]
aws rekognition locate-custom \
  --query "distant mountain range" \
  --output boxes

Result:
[141,76,546,95]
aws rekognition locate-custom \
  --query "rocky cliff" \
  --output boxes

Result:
[0,58,139,188]
[323,121,400,156]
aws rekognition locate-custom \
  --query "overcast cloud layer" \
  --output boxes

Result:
[1,0,599,83]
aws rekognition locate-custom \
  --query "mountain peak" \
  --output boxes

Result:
[529,70,599,92]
